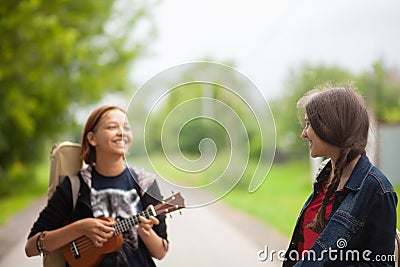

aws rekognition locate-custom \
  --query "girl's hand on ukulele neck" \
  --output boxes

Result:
[137,205,160,237]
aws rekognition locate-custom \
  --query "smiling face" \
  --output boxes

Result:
[87,109,132,160]
[301,115,339,161]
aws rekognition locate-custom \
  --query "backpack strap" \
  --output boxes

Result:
[43,175,81,267]
[68,175,81,210]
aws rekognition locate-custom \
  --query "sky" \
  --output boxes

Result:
[129,0,400,101]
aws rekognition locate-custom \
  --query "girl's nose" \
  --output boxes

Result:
[117,125,123,135]
[301,128,307,139]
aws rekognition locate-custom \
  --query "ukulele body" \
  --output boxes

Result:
[62,217,123,267]
[61,192,185,267]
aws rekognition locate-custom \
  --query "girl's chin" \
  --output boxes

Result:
[310,153,323,159]
[111,150,127,158]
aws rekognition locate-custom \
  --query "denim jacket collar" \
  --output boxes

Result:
[317,151,372,192]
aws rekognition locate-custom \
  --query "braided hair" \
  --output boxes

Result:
[298,84,370,233]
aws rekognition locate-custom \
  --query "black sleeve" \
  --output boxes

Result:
[141,180,168,241]
[27,178,74,239]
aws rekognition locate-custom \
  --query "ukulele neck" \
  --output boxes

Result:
[113,206,156,235]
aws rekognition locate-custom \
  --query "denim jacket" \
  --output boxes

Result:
[283,152,398,266]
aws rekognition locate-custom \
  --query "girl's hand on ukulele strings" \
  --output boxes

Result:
[79,218,115,247]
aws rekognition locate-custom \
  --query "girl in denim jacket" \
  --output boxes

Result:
[284,84,397,266]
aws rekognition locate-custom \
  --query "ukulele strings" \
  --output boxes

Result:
[71,210,152,254]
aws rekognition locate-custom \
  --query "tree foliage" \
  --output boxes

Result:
[357,61,400,123]
[0,0,154,191]
[138,61,267,161]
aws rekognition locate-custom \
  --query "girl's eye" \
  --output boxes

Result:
[123,122,131,131]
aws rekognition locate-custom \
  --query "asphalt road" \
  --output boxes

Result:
[0,182,288,267]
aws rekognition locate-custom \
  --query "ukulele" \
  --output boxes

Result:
[62,192,185,267]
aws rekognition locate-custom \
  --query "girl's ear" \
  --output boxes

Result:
[87,132,96,147]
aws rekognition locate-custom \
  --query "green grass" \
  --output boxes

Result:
[222,160,311,236]
[224,162,400,236]
[0,194,41,225]
[0,162,48,225]
[134,153,312,236]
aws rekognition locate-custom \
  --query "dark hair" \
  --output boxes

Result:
[81,105,126,165]
[298,83,370,233]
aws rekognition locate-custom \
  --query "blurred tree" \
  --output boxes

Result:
[357,61,400,123]
[0,0,155,191]
[142,60,263,159]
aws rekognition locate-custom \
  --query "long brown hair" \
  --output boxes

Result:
[298,83,370,233]
[81,105,126,165]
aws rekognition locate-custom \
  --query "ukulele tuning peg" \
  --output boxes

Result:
[169,214,173,219]
[179,210,182,215]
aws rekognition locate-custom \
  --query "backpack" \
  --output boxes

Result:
[43,141,83,267]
